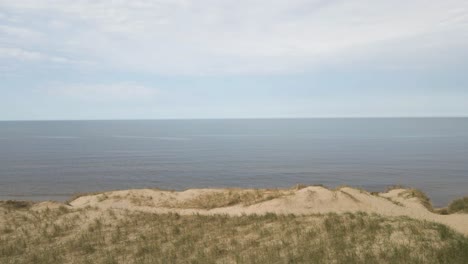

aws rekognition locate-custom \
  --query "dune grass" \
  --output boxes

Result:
[164,189,291,209]
[0,200,34,210]
[1,203,468,264]
[399,188,433,210]
[447,197,468,214]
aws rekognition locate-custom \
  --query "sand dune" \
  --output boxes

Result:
[48,186,468,236]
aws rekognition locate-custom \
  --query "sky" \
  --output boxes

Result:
[1,0,468,120]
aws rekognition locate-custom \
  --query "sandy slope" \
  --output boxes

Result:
[44,186,468,235]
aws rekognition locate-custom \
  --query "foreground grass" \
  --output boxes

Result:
[1,203,468,264]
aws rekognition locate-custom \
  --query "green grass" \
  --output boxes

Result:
[1,204,468,264]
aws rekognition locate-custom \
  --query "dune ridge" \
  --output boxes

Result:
[32,185,468,236]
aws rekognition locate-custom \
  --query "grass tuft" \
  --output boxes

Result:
[165,189,291,209]
[447,197,468,214]
[0,200,34,210]
[399,189,433,210]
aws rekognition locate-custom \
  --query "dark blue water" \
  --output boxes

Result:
[0,118,467,206]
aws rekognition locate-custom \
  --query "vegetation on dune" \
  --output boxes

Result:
[1,203,468,264]
[448,197,468,214]
[164,189,291,209]
[385,185,407,192]
[399,188,433,210]
[0,201,33,210]
[382,186,467,215]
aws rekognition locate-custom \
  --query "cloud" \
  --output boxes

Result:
[0,47,45,60]
[1,0,468,74]
[0,25,42,39]
[0,47,86,64]
[47,83,159,102]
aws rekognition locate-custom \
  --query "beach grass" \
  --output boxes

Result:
[399,188,434,210]
[164,189,291,209]
[1,204,468,264]
[448,196,468,214]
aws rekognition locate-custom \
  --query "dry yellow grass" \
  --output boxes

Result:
[163,189,292,209]
[1,186,468,263]
[1,204,468,264]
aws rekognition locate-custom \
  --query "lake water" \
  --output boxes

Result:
[0,118,467,206]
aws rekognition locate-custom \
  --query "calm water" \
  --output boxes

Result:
[0,118,467,206]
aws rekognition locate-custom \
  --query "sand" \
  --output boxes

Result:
[44,186,468,235]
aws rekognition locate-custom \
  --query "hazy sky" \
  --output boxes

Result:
[1,0,468,120]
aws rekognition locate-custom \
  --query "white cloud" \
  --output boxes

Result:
[47,83,159,102]
[0,47,84,64]
[0,25,42,39]
[1,0,468,74]
[0,47,44,60]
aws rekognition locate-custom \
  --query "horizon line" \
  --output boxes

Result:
[1,116,468,122]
